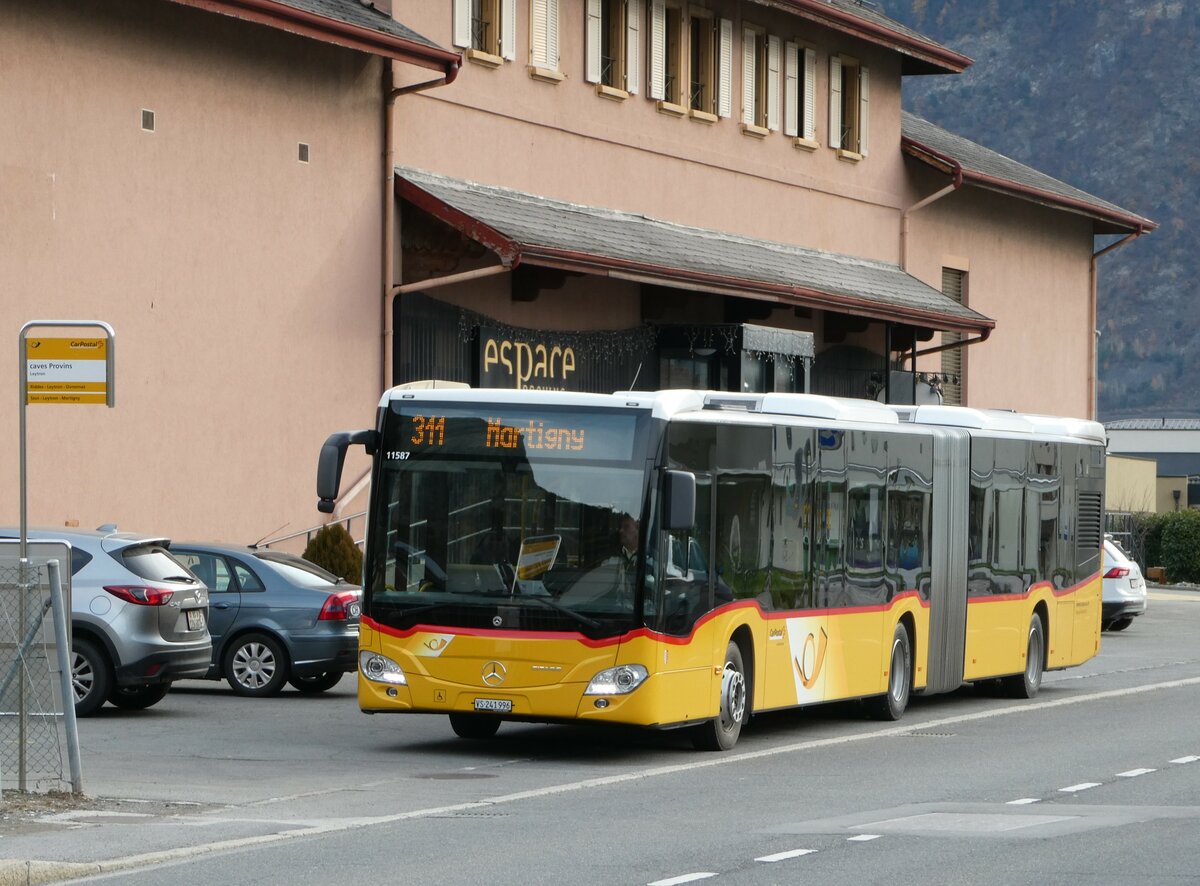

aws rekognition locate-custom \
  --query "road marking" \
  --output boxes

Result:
[1116,768,1155,778]
[1170,756,1200,764]
[647,874,718,885]
[847,834,882,842]
[1059,783,1101,793]
[1006,798,1041,805]
[755,848,817,862]
[18,674,1200,879]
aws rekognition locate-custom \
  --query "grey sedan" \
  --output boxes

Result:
[170,544,361,696]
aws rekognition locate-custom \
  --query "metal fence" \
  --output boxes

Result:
[0,559,78,793]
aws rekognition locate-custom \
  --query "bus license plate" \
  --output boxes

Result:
[186,609,205,631]
[474,698,512,713]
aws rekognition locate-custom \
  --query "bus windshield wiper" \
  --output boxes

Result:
[516,595,602,631]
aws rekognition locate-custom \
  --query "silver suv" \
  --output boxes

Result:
[2,527,211,716]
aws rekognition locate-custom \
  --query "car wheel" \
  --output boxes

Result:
[1000,613,1045,698]
[223,633,289,697]
[71,637,112,717]
[691,640,747,751]
[1109,617,1134,632]
[107,683,170,710]
[449,713,501,739]
[867,623,912,721]
[288,672,344,693]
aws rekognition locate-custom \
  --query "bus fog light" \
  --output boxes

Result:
[360,651,407,685]
[594,698,609,709]
[387,688,398,698]
[584,664,648,696]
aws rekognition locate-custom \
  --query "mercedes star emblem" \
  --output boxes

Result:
[481,661,507,686]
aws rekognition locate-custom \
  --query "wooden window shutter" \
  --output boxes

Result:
[829,55,842,149]
[941,267,966,405]
[585,0,602,83]
[742,27,756,125]
[501,0,516,60]
[547,0,559,69]
[531,0,550,67]
[767,35,781,131]
[859,65,870,155]
[626,0,642,94]
[453,0,471,48]
[783,41,799,137]
[717,18,733,118]
[649,0,666,99]
[803,48,816,141]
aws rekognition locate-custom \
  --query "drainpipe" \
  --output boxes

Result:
[900,165,963,270]
[1089,229,1145,420]
[382,60,460,395]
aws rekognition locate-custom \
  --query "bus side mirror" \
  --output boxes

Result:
[317,429,378,513]
[662,470,696,531]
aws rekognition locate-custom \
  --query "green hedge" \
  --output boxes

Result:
[1161,509,1200,584]
[1134,509,1200,583]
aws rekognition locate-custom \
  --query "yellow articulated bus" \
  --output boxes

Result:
[316,388,1106,751]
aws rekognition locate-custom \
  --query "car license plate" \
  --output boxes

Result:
[186,609,205,631]
[474,698,512,713]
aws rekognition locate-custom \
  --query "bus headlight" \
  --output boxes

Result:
[360,651,407,685]
[584,664,648,696]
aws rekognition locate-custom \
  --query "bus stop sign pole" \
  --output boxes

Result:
[16,320,114,794]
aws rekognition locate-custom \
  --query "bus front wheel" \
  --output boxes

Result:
[449,712,501,740]
[692,641,747,751]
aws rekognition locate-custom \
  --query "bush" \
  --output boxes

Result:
[1133,511,1167,572]
[1160,509,1200,584]
[302,524,363,584]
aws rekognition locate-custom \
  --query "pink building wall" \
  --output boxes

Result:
[2,0,383,543]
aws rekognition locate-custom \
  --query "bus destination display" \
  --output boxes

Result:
[391,407,638,462]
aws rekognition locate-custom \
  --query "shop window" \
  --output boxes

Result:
[454,0,516,64]
[784,42,817,146]
[741,26,780,134]
[830,53,869,157]
[586,0,639,94]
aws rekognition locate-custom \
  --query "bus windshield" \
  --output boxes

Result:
[366,403,653,637]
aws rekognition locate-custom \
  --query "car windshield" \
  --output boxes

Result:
[366,403,651,637]
[254,554,345,589]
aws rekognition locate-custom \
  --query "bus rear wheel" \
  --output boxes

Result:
[1001,614,1045,698]
[867,623,911,721]
[692,641,747,751]
[449,713,501,740]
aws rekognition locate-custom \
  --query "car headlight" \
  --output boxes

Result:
[360,651,407,685]
[584,664,649,696]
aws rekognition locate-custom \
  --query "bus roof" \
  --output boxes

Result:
[380,387,1106,444]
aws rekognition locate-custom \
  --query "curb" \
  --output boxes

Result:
[0,861,100,886]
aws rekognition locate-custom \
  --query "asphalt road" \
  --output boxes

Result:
[3,588,1199,886]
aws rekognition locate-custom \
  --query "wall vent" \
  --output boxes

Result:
[141,109,155,132]
[298,143,310,163]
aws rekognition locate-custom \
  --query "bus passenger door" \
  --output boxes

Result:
[926,428,969,694]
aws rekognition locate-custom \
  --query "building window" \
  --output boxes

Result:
[454,0,515,63]
[648,0,684,109]
[784,42,817,145]
[941,267,967,405]
[586,0,640,94]
[530,0,561,73]
[741,26,780,134]
[830,54,869,156]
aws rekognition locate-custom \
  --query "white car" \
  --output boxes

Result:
[1102,537,1147,632]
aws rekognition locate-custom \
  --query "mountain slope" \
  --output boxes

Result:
[883,0,1197,419]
